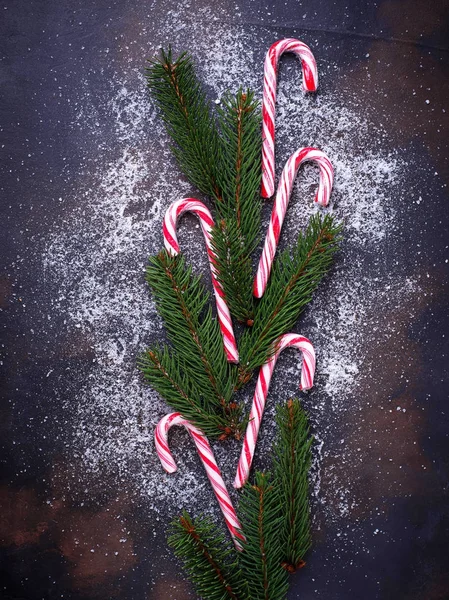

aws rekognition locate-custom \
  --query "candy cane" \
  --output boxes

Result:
[163,198,239,363]
[234,333,315,489]
[262,38,318,199]
[155,412,245,549]
[254,147,334,299]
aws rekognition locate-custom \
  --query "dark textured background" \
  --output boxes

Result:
[1,1,449,599]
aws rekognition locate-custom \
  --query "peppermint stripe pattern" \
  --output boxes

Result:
[261,38,318,199]
[155,412,245,549]
[234,333,315,489]
[254,147,334,299]
[163,198,239,363]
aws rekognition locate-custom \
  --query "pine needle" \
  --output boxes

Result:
[146,48,222,201]
[274,399,313,572]
[168,511,246,600]
[238,472,289,600]
[140,251,242,438]
[215,89,262,243]
[211,90,263,324]
[238,213,342,385]
[138,345,232,438]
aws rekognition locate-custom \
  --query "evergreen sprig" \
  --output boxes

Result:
[144,46,342,596]
[274,399,313,572]
[138,346,232,438]
[215,90,262,242]
[237,472,289,600]
[211,217,256,325]
[238,213,342,385]
[147,49,263,325]
[146,251,233,404]
[166,400,314,596]
[139,251,242,438]
[146,48,221,200]
[211,90,263,324]
[168,511,246,600]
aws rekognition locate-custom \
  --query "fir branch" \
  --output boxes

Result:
[237,214,342,385]
[146,251,234,403]
[168,511,246,600]
[138,346,231,438]
[146,48,222,201]
[274,399,313,572]
[238,472,289,600]
[148,50,262,324]
[143,251,243,437]
[215,90,262,242]
[210,90,263,324]
[211,218,256,325]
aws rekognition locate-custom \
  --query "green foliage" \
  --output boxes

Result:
[139,251,242,438]
[144,46,342,597]
[146,251,234,404]
[211,218,256,325]
[273,399,313,572]
[168,511,246,600]
[138,346,232,438]
[147,48,263,325]
[146,48,221,200]
[238,214,342,386]
[211,90,263,324]
[237,472,289,600]
[215,90,262,241]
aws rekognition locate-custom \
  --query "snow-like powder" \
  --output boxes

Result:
[43,14,422,558]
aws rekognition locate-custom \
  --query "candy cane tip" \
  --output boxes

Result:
[161,462,178,473]
[314,195,328,207]
[261,184,274,199]
[253,281,263,299]
[303,81,318,93]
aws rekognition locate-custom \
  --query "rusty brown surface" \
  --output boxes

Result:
[1,0,448,599]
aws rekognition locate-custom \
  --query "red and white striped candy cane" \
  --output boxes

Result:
[262,38,318,199]
[163,198,239,363]
[254,147,334,299]
[234,333,315,489]
[155,412,245,549]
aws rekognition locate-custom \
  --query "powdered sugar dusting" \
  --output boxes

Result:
[42,16,422,554]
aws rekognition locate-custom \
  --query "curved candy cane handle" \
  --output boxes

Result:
[155,412,245,549]
[254,147,334,299]
[262,38,318,199]
[234,333,315,489]
[163,198,239,363]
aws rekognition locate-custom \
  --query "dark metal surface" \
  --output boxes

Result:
[1,1,449,599]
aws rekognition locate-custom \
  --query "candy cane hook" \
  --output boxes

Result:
[163,198,239,363]
[254,147,334,299]
[234,333,315,489]
[262,38,318,199]
[155,412,245,549]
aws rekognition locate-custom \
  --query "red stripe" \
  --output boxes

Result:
[302,361,311,386]
[162,222,179,252]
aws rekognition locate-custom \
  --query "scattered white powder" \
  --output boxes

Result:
[42,15,423,560]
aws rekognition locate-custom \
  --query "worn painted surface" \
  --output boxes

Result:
[1,1,448,598]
